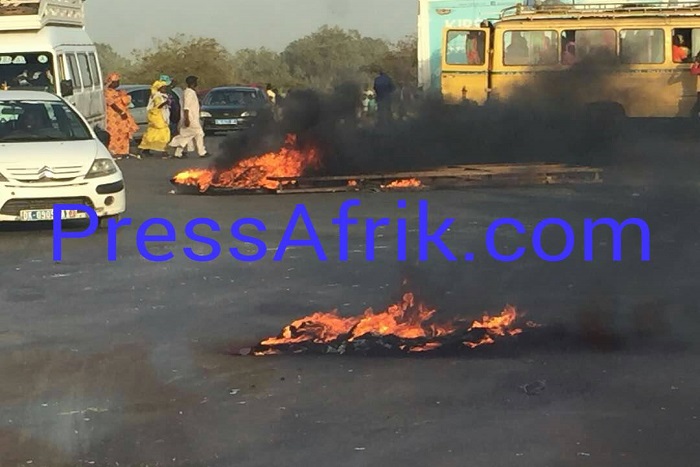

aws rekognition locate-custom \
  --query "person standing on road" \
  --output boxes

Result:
[138,80,171,156]
[373,70,396,127]
[104,72,139,160]
[167,75,210,159]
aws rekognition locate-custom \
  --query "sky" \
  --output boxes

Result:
[85,0,418,57]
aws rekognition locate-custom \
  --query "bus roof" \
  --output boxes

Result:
[498,1,700,22]
[0,26,94,52]
[0,0,85,32]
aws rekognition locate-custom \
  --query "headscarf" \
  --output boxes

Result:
[159,74,172,86]
[148,80,169,111]
[150,80,168,94]
[105,72,120,87]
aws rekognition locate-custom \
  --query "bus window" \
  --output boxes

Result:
[672,28,699,63]
[66,53,82,89]
[57,54,67,82]
[620,29,664,65]
[503,30,558,66]
[561,29,617,64]
[445,30,485,65]
[77,53,93,88]
[88,53,100,86]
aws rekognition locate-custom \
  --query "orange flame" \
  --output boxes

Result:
[253,293,529,355]
[383,178,422,189]
[172,134,321,191]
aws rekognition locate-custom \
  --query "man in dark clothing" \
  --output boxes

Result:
[167,85,181,136]
[373,70,395,126]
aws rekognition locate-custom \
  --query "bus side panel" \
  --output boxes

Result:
[441,27,491,104]
[610,68,693,117]
[58,47,105,127]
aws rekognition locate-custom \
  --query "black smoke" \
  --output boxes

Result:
[212,53,697,180]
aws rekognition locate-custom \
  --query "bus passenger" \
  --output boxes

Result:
[506,32,529,64]
[673,34,691,63]
[539,36,558,64]
[467,32,482,64]
[562,41,576,65]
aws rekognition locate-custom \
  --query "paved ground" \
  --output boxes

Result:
[0,133,699,466]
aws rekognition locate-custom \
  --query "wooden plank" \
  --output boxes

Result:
[267,164,602,184]
[275,186,359,194]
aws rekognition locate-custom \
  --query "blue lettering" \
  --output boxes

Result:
[365,218,391,261]
[486,218,526,262]
[275,204,326,261]
[230,218,267,262]
[183,218,221,262]
[107,216,132,261]
[136,218,176,262]
[332,199,361,261]
[418,200,455,261]
[532,218,575,262]
[397,200,407,261]
[584,218,650,261]
[52,204,97,261]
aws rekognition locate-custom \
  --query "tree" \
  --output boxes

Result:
[282,25,390,89]
[362,34,418,88]
[127,34,236,87]
[377,34,418,87]
[230,48,298,88]
[95,43,131,79]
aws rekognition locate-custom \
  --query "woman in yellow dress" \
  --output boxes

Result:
[138,80,171,155]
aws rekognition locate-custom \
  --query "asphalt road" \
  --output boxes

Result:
[1,133,699,467]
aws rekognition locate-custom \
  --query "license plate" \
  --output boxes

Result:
[19,209,88,221]
[215,119,237,125]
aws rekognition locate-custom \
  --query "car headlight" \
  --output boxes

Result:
[200,111,212,118]
[0,172,7,182]
[241,111,257,117]
[85,158,118,179]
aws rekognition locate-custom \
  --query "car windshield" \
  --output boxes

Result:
[204,89,263,106]
[0,99,92,142]
[0,52,56,92]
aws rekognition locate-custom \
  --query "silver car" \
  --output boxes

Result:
[117,84,182,141]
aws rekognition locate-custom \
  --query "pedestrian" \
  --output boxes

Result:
[691,52,700,117]
[138,80,171,156]
[167,75,210,159]
[164,76,182,136]
[373,70,395,127]
[266,83,276,104]
[103,72,139,160]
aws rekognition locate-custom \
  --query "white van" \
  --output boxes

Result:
[0,0,105,128]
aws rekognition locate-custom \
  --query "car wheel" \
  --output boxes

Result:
[98,214,120,229]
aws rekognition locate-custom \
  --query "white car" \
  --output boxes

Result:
[0,90,125,227]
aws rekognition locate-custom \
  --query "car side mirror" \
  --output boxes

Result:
[60,79,74,97]
[94,126,110,146]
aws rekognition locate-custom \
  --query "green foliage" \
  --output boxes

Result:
[95,42,131,80]
[378,34,418,87]
[230,48,298,88]
[282,25,390,90]
[108,26,415,91]
[126,34,237,88]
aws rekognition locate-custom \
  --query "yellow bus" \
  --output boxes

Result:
[440,1,700,117]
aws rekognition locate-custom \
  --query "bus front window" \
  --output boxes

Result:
[0,52,55,92]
